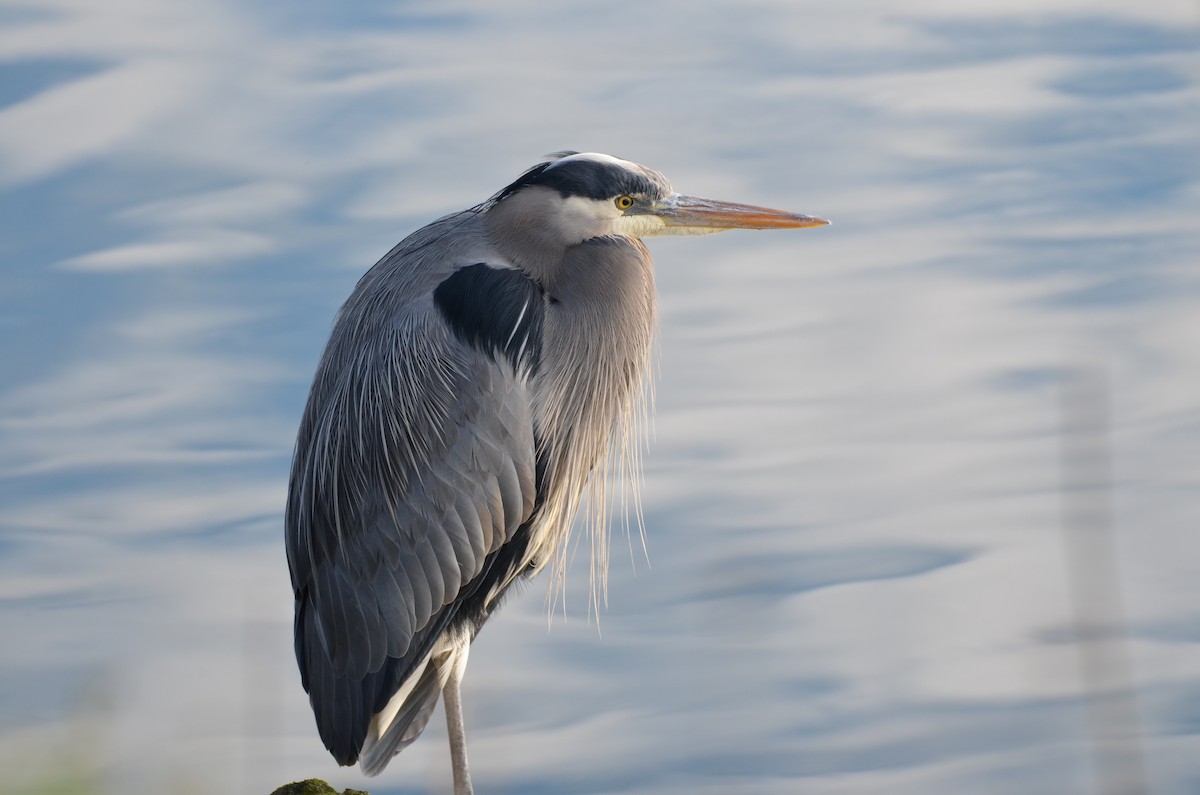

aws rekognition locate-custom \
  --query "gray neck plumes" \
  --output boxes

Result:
[486,196,658,612]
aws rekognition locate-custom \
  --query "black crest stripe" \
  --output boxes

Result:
[433,264,544,374]
[494,155,668,202]
[531,159,662,200]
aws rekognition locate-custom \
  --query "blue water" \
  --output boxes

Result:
[1,4,1197,794]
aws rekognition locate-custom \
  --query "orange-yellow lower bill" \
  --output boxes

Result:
[660,194,829,231]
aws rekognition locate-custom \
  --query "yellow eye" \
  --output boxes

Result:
[614,195,635,211]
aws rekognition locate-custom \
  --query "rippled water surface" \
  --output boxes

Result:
[2,2,1198,793]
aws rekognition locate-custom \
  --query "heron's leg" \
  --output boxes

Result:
[442,645,474,795]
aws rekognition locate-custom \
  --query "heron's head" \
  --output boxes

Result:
[485,151,827,252]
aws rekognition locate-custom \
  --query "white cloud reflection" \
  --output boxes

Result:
[57,230,277,271]
[0,1,1197,794]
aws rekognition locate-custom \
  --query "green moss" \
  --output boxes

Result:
[268,781,369,795]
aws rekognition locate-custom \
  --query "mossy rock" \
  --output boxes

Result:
[269,779,369,795]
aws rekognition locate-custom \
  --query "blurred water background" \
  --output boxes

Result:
[1,2,1198,793]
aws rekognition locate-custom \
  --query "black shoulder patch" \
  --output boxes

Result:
[434,264,544,374]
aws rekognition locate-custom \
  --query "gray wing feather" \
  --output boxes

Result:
[286,280,539,764]
[357,662,443,776]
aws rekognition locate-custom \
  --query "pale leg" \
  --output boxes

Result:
[442,646,474,795]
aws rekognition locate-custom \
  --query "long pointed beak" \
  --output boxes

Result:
[650,193,829,235]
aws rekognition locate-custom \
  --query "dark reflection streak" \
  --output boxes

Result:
[1057,367,1150,795]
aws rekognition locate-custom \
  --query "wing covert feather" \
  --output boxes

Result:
[286,294,541,763]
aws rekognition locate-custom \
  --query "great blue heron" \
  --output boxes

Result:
[285,152,826,794]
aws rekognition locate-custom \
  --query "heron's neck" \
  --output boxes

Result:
[526,234,658,605]
[484,189,607,286]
